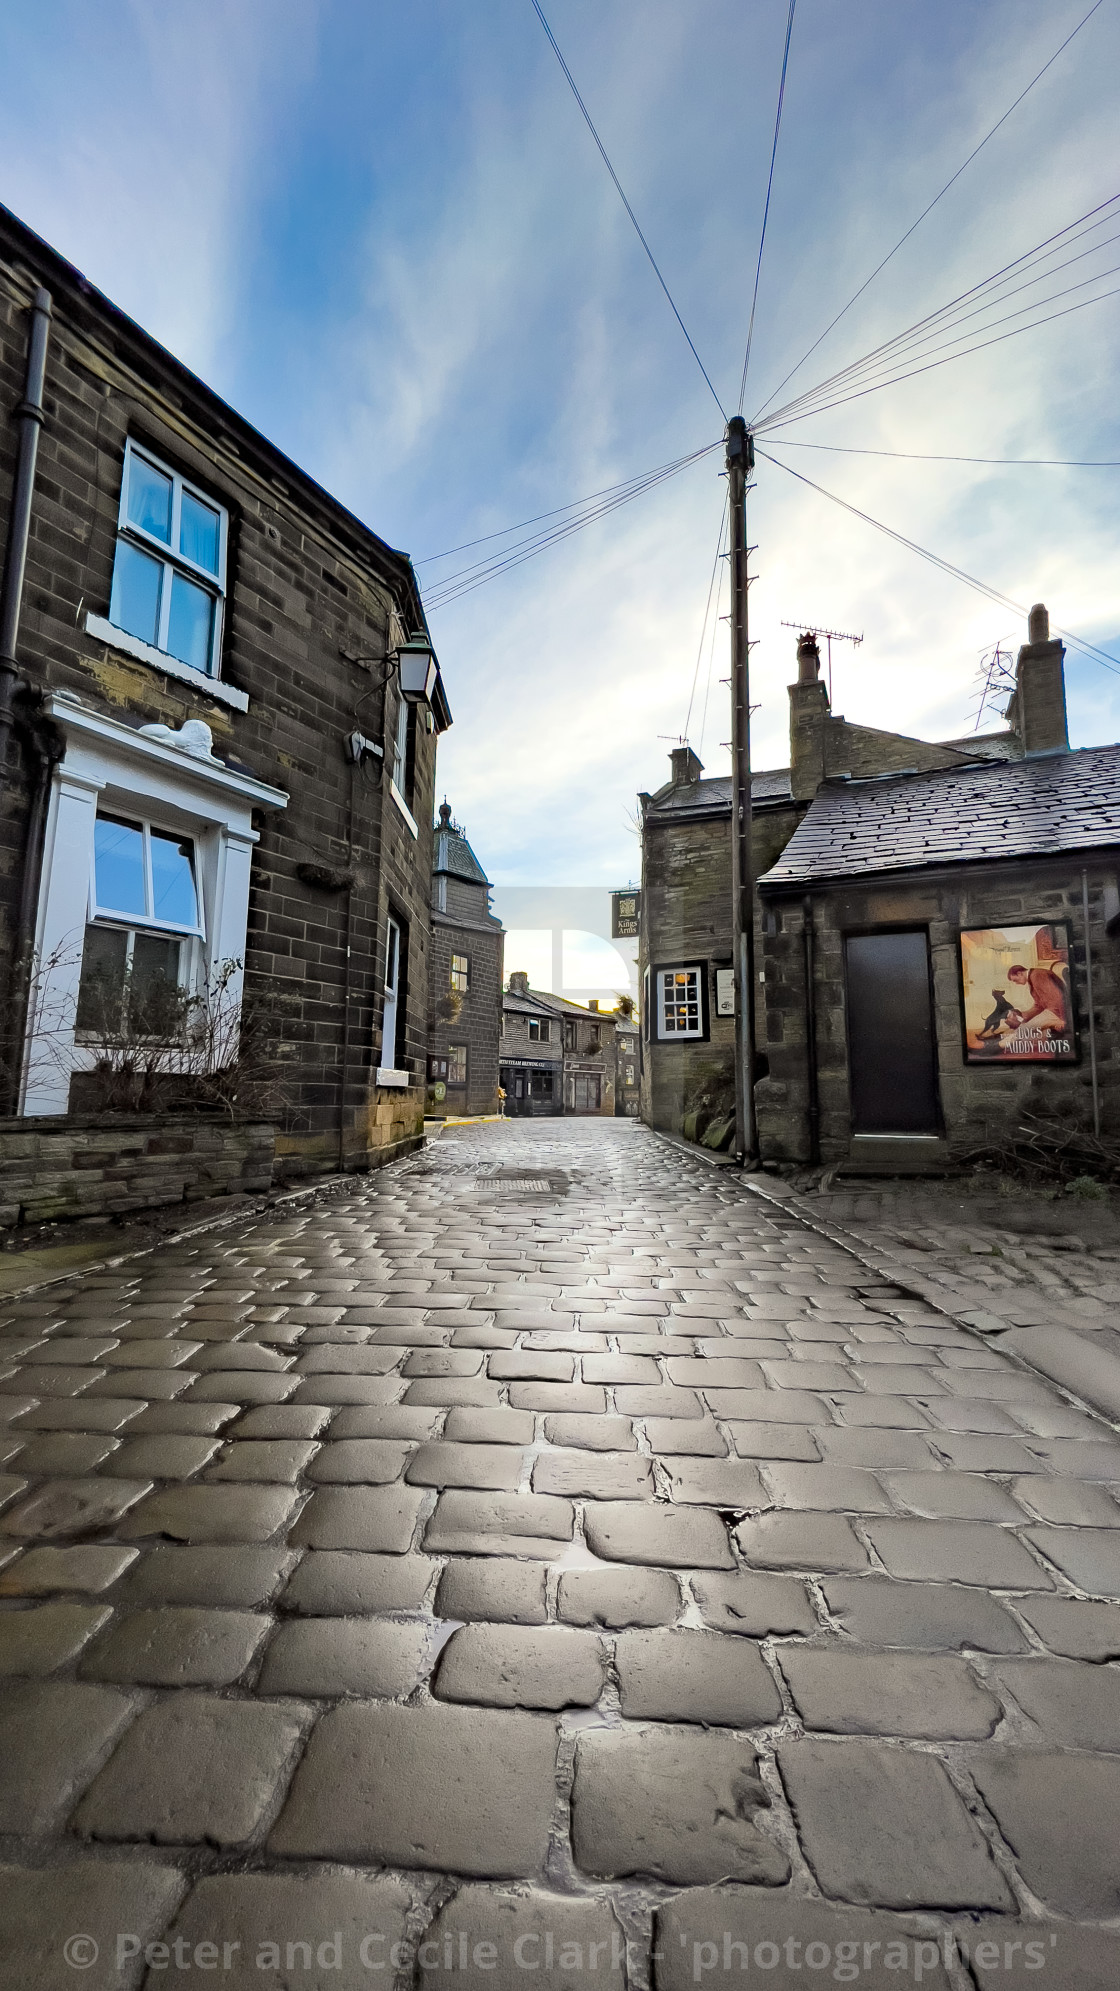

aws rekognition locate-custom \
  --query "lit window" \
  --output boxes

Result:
[657,966,705,1040]
[76,812,202,1038]
[528,1017,549,1043]
[447,1043,468,1086]
[451,953,469,993]
[109,441,227,677]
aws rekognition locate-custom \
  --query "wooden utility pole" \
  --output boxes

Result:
[727,414,757,1163]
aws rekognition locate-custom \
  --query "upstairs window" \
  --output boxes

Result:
[76,811,203,1038]
[563,1020,576,1051]
[527,1016,549,1043]
[451,953,469,994]
[109,440,227,677]
[588,1023,601,1049]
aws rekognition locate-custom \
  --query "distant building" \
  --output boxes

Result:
[427,803,503,1119]
[640,608,1120,1170]
[501,974,629,1116]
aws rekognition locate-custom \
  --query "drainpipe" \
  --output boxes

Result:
[1082,868,1101,1138]
[803,894,820,1165]
[0,288,52,774]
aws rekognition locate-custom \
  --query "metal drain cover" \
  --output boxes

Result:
[476,1177,556,1194]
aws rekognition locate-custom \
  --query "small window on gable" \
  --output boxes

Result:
[451,953,469,994]
[110,441,228,678]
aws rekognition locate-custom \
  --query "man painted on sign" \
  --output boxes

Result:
[1005,958,1071,1036]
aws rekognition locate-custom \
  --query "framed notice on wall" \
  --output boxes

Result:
[959,923,1077,1064]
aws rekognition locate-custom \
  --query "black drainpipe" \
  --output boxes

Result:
[803,893,820,1165]
[0,287,52,773]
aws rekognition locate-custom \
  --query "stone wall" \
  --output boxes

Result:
[0,213,439,1170]
[428,915,503,1118]
[0,1115,275,1229]
[757,856,1119,1166]
[639,800,802,1136]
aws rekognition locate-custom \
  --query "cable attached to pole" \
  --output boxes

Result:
[529,0,727,420]
[738,0,797,414]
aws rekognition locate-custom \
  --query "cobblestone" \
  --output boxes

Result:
[1,1119,1118,1959]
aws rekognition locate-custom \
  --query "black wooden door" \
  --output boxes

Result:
[844,931,939,1134]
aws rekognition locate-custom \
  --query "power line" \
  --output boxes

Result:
[755,192,1120,431]
[758,275,1120,431]
[751,0,1107,423]
[762,217,1120,423]
[424,440,722,610]
[767,440,1120,467]
[529,0,727,421]
[757,446,1120,677]
[737,0,797,415]
[416,448,719,564]
[684,492,729,739]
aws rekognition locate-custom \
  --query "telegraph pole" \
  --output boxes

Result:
[727,414,757,1164]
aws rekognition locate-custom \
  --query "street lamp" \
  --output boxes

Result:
[396,634,439,705]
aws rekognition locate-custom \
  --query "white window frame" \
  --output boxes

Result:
[21,695,288,1116]
[527,1016,549,1043]
[77,810,207,1039]
[450,952,469,994]
[656,964,706,1041]
[108,439,229,679]
[447,1042,468,1087]
[381,915,402,1072]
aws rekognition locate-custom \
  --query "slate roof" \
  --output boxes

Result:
[760,744,1120,889]
[433,824,490,886]
[645,768,792,819]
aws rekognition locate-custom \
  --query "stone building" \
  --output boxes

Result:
[639,606,1120,1168]
[0,204,450,1220]
[500,974,625,1116]
[427,802,503,1119]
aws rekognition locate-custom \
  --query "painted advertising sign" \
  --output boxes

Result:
[959,922,1077,1063]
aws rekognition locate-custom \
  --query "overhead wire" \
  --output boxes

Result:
[750,0,1107,423]
[416,449,721,565]
[766,440,1120,467]
[424,440,722,611]
[757,446,1120,677]
[754,192,1120,431]
[737,0,797,414]
[529,0,727,421]
[684,492,730,739]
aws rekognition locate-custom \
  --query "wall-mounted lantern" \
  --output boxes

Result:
[396,635,439,706]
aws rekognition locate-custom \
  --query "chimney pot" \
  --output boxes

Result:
[797,632,821,684]
[1028,603,1050,644]
[508,971,529,997]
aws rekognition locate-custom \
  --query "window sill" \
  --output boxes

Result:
[376,1067,412,1088]
[85,613,249,713]
[389,779,419,840]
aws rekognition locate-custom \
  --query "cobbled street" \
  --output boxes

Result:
[2,1119,1120,1990]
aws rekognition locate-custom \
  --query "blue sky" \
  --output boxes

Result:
[2,0,1118,889]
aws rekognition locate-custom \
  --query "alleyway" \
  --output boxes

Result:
[2,1119,1120,1988]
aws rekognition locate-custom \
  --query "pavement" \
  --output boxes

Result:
[0,1118,1119,1990]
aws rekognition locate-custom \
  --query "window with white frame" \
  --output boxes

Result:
[391,692,411,797]
[109,440,227,678]
[447,1043,468,1086]
[75,812,203,1039]
[656,965,706,1040]
[527,1016,549,1043]
[450,952,469,994]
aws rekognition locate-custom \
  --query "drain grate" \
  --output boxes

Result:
[476,1177,556,1194]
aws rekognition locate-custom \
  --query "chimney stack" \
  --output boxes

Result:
[789,630,831,801]
[670,744,703,787]
[508,970,529,996]
[1007,602,1068,754]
